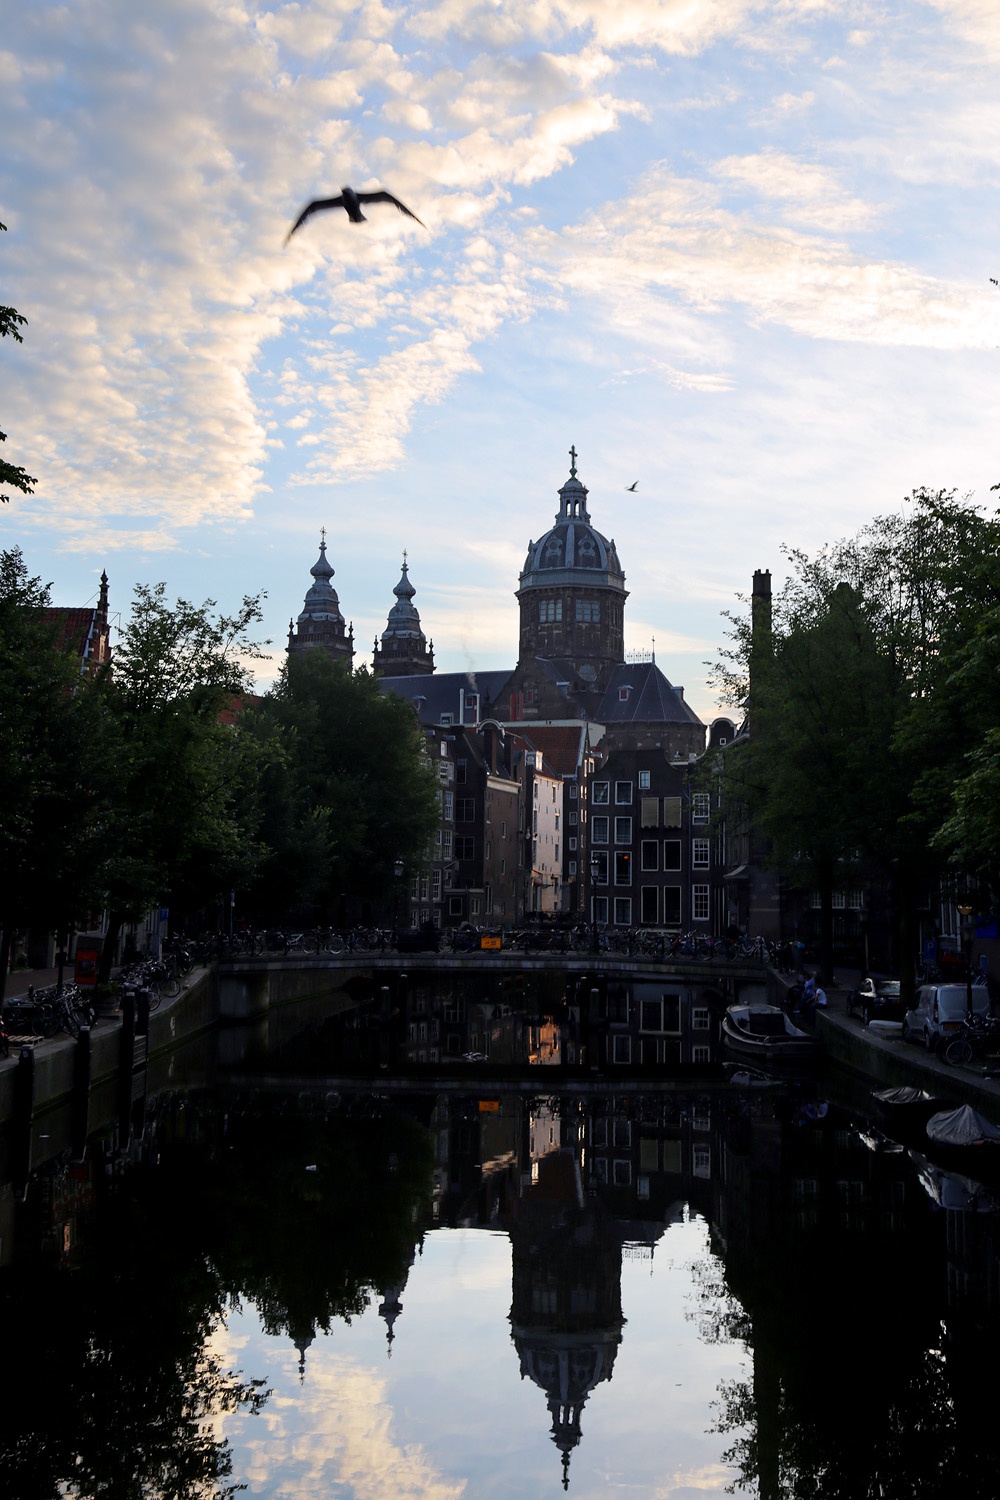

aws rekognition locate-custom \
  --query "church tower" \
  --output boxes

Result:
[287,531,354,667]
[372,554,435,678]
[505,449,628,717]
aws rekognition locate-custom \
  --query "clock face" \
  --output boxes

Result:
[578,663,597,682]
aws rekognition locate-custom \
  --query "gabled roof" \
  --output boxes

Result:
[595,662,704,727]
[39,606,110,674]
[504,722,590,778]
[378,669,513,727]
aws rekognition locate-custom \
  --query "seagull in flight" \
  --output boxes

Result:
[285,186,425,243]
[625,481,638,492]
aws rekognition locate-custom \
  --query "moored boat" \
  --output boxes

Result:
[722,1004,819,1062]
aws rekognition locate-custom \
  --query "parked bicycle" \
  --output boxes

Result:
[942,1012,1000,1068]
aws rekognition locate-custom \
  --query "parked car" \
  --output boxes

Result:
[849,977,905,1033]
[902,981,990,1052]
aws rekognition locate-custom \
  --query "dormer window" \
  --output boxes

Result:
[619,686,631,703]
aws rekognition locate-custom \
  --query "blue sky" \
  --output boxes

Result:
[3,0,999,723]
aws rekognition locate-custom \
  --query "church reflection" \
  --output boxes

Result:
[5,1069,1000,1496]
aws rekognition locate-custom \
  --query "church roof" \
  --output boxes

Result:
[378,669,512,726]
[519,452,625,595]
[594,661,704,727]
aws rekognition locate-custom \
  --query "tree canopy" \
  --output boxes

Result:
[0,222,37,504]
[713,489,1000,980]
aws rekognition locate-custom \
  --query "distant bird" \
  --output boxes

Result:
[285,185,425,243]
[625,481,638,492]
[992,277,999,286]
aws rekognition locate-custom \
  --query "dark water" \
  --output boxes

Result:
[4,994,1000,1499]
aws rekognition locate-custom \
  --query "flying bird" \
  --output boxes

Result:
[625,481,638,492]
[285,185,425,243]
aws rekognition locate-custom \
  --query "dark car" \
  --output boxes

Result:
[850,977,905,1031]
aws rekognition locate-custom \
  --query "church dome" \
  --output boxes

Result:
[519,455,625,595]
[381,557,424,644]
[298,535,345,627]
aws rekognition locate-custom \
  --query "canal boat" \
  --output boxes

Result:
[924,1105,1000,1180]
[721,1004,819,1063]
[872,1085,950,1135]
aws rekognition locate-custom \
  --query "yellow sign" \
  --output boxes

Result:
[479,1099,500,1113]
[480,935,502,950]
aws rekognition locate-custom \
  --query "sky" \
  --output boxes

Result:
[2,0,999,724]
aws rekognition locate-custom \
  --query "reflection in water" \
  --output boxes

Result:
[3,1059,1000,1497]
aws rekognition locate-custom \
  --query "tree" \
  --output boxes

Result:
[0,548,107,998]
[94,584,267,977]
[0,222,37,504]
[712,490,1000,987]
[243,650,440,923]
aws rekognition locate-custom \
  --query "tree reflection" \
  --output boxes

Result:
[0,1092,434,1498]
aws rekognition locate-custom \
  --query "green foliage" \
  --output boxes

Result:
[0,221,36,504]
[242,650,440,921]
[95,585,268,931]
[712,489,1000,967]
[0,549,107,986]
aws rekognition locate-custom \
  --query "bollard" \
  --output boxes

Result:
[72,1025,92,1160]
[13,1044,36,1195]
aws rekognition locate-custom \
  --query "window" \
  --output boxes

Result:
[442,830,453,857]
[569,783,578,799]
[591,816,609,843]
[538,599,563,622]
[615,781,632,804]
[613,896,632,924]
[432,870,442,901]
[832,891,846,909]
[692,792,710,822]
[663,795,682,827]
[614,816,632,844]
[569,860,577,875]
[614,851,632,884]
[638,770,650,790]
[640,885,658,923]
[692,1007,711,1030]
[692,884,710,922]
[663,886,681,924]
[612,1034,632,1064]
[641,995,680,1032]
[575,600,600,622]
[455,835,474,859]
[569,809,578,825]
[456,759,467,784]
[594,895,609,922]
[640,796,658,828]
[663,839,681,871]
[569,836,577,851]
[618,687,630,702]
[613,1159,632,1185]
[443,790,454,820]
[692,838,710,868]
[456,798,475,822]
[448,895,463,917]
[592,781,609,805]
[640,839,658,872]
[471,896,481,915]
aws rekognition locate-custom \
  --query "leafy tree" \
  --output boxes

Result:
[95,584,267,976]
[713,490,1000,986]
[1,222,37,504]
[0,548,107,997]
[243,650,440,923]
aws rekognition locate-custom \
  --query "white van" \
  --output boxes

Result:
[902,981,990,1052]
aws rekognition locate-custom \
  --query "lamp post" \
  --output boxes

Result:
[393,859,405,946]
[590,854,601,954]
[956,902,974,1016]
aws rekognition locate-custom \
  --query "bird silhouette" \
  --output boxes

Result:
[625,481,638,492]
[991,277,998,286]
[285,186,425,243]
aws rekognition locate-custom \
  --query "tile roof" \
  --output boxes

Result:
[595,662,704,727]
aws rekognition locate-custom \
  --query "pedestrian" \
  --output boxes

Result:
[813,982,828,1010]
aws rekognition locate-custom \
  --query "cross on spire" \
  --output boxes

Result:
[320,525,327,545]
[569,445,577,478]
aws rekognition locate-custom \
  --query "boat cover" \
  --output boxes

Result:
[926,1104,1000,1149]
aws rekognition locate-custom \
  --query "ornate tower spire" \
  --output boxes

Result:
[287,531,355,668]
[372,554,435,678]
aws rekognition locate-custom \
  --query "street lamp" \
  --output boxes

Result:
[956,901,974,1016]
[393,859,405,945]
[590,853,601,954]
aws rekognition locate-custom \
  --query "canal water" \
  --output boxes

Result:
[3,982,1000,1498]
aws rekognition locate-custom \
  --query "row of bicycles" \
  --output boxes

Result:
[2,982,96,1046]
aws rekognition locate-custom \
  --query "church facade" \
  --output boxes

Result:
[289,452,732,934]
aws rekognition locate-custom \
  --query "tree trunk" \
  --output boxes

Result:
[98,911,124,984]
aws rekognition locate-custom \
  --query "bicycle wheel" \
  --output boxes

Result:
[943,1035,967,1066]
